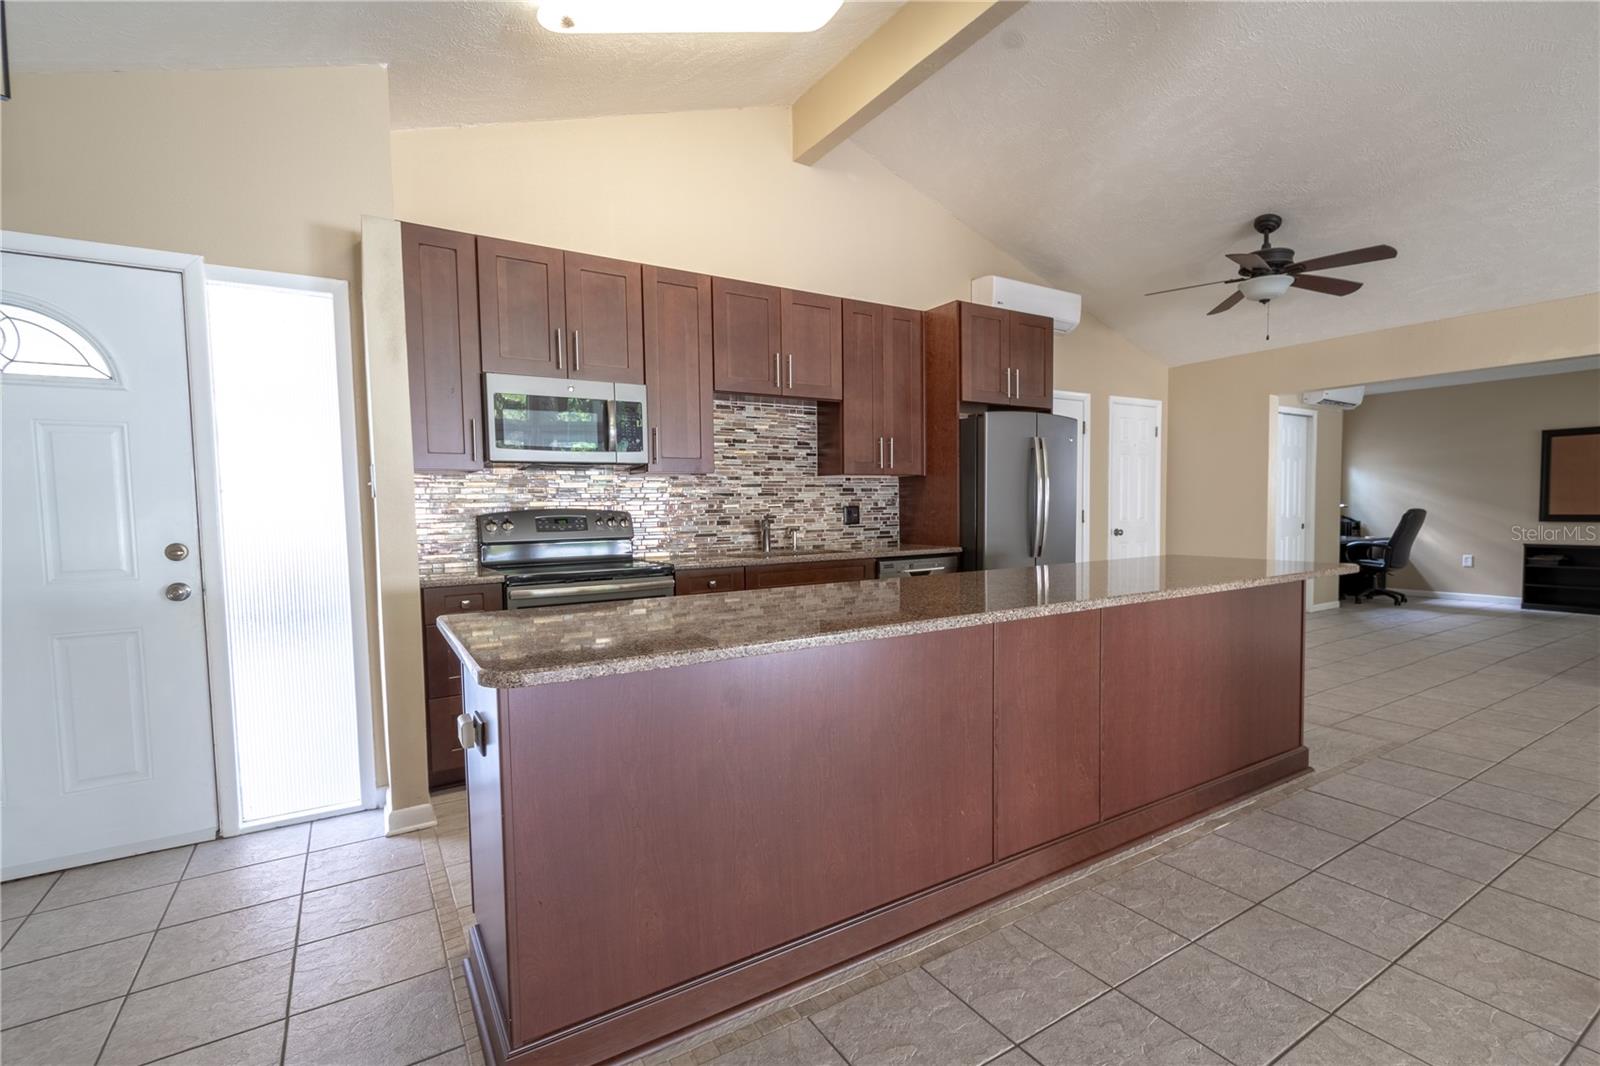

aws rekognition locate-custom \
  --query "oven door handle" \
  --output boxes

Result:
[507,576,676,605]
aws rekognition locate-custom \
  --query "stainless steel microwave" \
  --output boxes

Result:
[484,374,647,465]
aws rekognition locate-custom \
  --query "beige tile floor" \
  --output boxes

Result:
[4,599,1598,1065]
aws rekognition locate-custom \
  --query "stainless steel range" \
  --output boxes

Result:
[477,508,675,609]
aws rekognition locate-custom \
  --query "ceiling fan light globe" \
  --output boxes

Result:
[1239,274,1293,302]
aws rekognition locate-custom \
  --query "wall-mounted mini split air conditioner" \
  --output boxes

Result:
[971,276,1082,335]
[1301,386,1366,409]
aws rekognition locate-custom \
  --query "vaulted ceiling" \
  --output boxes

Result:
[849,2,1600,364]
[7,0,902,129]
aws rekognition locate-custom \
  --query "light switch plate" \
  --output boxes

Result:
[1462,554,1474,567]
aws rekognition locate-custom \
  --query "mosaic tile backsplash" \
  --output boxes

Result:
[414,398,899,576]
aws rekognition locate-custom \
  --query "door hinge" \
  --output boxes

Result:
[1081,509,1086,523]
[1154,425,1159,438]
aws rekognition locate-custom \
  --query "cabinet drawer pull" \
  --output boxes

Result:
[707,579,718,588]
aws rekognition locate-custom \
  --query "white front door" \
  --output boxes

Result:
[1275,409,1313,562]
[2,248,218,878]
[1051,391,1091,564]
[1107,396,1162,560]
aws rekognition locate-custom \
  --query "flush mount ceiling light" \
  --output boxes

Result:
[1238,273,1293,302]
[535,0,844,33]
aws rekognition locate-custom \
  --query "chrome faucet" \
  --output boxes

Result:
[760,514,776,552]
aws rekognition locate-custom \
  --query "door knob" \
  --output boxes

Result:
[1113,528,1124,536]
[164,542,190,561]
[164,582,193,602]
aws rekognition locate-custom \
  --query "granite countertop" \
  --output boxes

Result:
[438,556,1357,689]
[418,543,961,589]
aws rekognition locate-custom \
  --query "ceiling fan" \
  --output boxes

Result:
[1145,214,1398,321]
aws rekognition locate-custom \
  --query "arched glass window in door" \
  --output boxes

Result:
[0,302,115,380]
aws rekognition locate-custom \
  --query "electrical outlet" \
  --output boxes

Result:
[843,504,861,526]
[1462,554,1474,567]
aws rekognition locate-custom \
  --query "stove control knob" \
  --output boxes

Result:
[502,521,515,531]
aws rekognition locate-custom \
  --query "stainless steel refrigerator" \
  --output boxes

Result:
[959,411,1078,569]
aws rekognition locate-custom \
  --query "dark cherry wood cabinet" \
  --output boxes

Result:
[421,583,501,789]
[780,288,844,401]
[1008,310,1054,409]
[458,583,1309,1066]
[674,567,745,596]
[642,267,714,474]
[403,223,483,472]
[477,237,565,378]
[994,611,1102,859]
[711,278,783,395]
[747,559,871,589]
[960,302,1010,405]
[1100,582,1304,818]
[564,252,645,385]
[712,279,843,401]
[818,302,923,476]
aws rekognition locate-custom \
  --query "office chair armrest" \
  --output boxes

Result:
[1342,537,1391,562]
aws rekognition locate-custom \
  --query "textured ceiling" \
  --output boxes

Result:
[7,0,902,128]
[851,2,1600,365]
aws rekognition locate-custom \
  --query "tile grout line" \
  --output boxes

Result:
[92,845,196,1066]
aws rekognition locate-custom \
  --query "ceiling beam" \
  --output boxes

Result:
[791,1,1022,165]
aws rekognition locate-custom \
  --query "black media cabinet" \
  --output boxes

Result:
[1523,543,1600,614]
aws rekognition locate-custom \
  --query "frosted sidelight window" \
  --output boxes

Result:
[205,276,371,827]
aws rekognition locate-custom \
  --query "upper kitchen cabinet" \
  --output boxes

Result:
[711,278,783,395]
[403,223,483,472]
[564,252,645,384]
[818,301,923,476]
[954,301,1053,411]
[643,266,715,474]
[780,288,843,401]
[712,279,842,401]
[477,237,565,378]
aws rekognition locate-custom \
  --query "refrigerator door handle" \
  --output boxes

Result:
[1039,436,1052,556]
[1036,432,1049,557]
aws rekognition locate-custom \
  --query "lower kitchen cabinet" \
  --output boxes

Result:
[675,567,744,596]
[747,559,870,589]
[422,583,502,789]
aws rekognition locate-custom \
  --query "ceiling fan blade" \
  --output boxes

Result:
[1145,278,1242,296]
[1207,290,1244,316]
[1291,244,1397,274]
[1291,274,1362,296]
[1226,251,1270,272]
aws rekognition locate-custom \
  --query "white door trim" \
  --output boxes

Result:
[1107,395,1163,557]
[203,265,378,835]
[1273,405,1317,563]
[1052,389,1091,563]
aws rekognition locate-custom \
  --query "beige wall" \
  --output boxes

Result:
[1168,294,1600,606]
[1341,370,1600,598]
[392,106,1169,567]
[0,68,414,807]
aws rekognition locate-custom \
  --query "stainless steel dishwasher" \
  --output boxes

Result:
[877,553,961,579]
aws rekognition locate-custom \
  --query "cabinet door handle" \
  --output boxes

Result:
[555,327,564,370]
[879,436,885,469]
[787,353,794,389]
[468,417,477,461]
[650,426,659,463]
[889,436,895,469]
[572,329,581,372]
[774,352,781,388]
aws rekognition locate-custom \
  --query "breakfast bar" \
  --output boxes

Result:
[439,556,1353,1066]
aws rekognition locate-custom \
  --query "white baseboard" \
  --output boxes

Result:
[384,795,438,836]
[1389,588,1522,608]
[1305,600,1341,613]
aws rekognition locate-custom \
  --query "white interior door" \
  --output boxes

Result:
[2,247,218,878]
[1051,391,1090,564]
[1275,409,1314,562]
[1107,396,1162,560]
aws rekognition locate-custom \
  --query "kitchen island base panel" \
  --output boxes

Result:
[464,746,1310,1066]
[458,580,1308,1065]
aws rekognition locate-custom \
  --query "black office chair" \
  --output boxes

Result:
[1342,508,1426,604]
